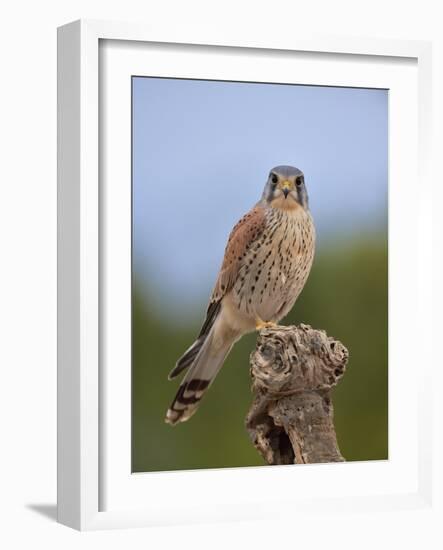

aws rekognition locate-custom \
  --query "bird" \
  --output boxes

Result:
[165,165,316,425]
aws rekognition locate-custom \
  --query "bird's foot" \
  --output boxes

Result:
[255,319,278,331]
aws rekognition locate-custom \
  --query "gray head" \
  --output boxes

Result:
[262,165,309,211]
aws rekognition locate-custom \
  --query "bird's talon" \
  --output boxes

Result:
[256,320,278,331]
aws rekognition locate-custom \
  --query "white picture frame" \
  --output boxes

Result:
[57,19,433,531]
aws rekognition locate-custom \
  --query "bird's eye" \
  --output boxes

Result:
[271,174,278,184]
[296,177,303,187]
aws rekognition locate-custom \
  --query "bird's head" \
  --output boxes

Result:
[262,165,309,211]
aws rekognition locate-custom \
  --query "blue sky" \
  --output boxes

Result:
[132,77,387,320]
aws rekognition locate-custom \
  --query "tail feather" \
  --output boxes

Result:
[168,300,222,380]
[168,337,204,380]
[165,327,234,425]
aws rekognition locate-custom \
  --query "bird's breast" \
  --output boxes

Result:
[231,208,315,323]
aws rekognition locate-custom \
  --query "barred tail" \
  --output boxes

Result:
[165,327,234,425]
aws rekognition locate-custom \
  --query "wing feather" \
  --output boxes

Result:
[168,204,266,382]
[210,205,267,302]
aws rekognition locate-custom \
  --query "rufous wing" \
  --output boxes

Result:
[210,205,267,303]
[166,204,267,423]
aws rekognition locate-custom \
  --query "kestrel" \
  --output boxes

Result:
[165,165,316,425]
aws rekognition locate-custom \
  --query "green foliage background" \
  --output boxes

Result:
[132,233,388,472]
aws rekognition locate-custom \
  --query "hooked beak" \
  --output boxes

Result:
[282,181,291,199]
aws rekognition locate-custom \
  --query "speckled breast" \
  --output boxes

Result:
[232,206,315,323]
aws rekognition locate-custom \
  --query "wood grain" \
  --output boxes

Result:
[246,324,348,464]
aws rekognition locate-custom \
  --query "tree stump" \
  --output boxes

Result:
[246,324,349,465]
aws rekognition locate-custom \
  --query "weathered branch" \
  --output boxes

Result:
[246,324,349,465]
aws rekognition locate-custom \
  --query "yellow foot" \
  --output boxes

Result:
[255,319,278,331]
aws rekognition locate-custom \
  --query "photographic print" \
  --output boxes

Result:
[132,76,388,472]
